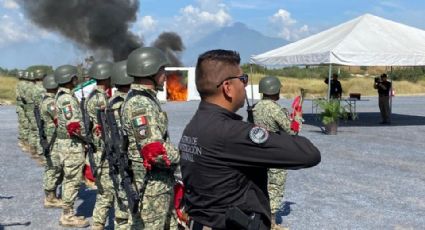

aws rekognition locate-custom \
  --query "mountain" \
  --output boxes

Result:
[182,22,288,66]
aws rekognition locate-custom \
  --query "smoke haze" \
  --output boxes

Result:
[19,0,184,66]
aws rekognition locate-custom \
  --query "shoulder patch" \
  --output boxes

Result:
[131,115,150,140]
[47,102,56,114]
[63,104,73,120]
[132,115,148,127]
[249,126,269,144]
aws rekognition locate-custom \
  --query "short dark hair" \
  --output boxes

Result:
[381,73,387,78]
[195,49,241,98]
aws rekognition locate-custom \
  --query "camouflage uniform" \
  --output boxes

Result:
[25,79,46,157]
[15,78,25,146]
[23,80,38,153]
[121,84,179,229]
[55,87,86,217]
[20,79,32,146]
[109,90,131,230]
[86,87,115,227]
[253,99,297,214]
[41,92,64,205]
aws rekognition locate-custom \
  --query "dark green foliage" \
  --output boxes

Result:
[389,67,425,82]
[241,64,350,79]
[242,64,425,82]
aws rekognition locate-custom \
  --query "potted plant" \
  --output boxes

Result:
[317,99,348,135]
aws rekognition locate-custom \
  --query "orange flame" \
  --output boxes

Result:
[166,73,187,101]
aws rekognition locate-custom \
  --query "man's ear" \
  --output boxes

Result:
[222,81,233,101]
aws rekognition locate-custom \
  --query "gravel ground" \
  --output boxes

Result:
[0,96,424,230]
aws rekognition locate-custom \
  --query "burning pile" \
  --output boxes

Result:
[166,72,187,101]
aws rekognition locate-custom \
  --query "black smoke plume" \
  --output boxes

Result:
[153,32,184,67]
[19,0,184,66]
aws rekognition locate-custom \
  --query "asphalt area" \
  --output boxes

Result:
[0,95,424,230]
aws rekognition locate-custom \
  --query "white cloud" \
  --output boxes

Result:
[2,0,19,9]
[0,14,33,47]
[139,15,157,32]
[0,12,59,48]
[269,9,310,41]
[271,9,296,26]
[173,0,232,44]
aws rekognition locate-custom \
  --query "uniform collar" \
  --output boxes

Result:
[130,83,157,96]
[199,101,243,120]
[58,87,72,94]
[95,86,106,94]
[44,92,56,97]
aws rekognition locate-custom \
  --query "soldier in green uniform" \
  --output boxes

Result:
[109,60,134,229]
[253,76,301,230]
[20,71,33,153]
[32,69,47,160]
[54,65,90,228]
[23,71,38,155]
[20,71,32,152]
[86,61,115,230]
[16,70,26,149]
[40,74,64,208]
[121,47,180,229]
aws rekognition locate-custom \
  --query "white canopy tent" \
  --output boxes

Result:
[251,14,425,67]
[251,13,425,100]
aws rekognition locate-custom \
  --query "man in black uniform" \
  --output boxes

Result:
[324,73,343,99]
[374,73,392,124]
[179,49,321,230]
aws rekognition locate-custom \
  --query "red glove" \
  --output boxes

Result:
[67,122,81,136]
[140,142,171,170]
[94,124,102,137]
[53,118,58,127]
[291,120,300,132]
[84,164,95,182]
[174,182,188,225]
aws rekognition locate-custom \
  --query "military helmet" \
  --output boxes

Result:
[42,74,58,90]
[17,70,24,79]
[23,71,29,80]
[127,47,169,78]
[89,61,113,80]
[259,76,282,95]
[54,65,78,85]
[34,68,47,80]
[29,72,35,81]
[112,60,134,86]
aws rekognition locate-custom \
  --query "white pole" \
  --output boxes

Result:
[389,66,393,116]
[250,64,254,104]
[327,63,332,100]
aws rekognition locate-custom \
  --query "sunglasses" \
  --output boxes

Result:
[216,73,249,88]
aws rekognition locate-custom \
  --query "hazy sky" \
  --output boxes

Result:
[1,0,425,69]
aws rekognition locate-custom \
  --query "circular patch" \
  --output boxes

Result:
[249,126,269,144]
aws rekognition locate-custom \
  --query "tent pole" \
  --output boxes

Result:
[327,63,332,100]
[389,66,393,117]
[250,64,254,104]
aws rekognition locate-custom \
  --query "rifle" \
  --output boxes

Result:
[79,93,97,180]
[105,108,140,214]
[246,96,254,123]
[96,109,129,212]
[33,104,54,167]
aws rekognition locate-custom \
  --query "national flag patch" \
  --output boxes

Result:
[132,116,148,127]
[63,105,73,120]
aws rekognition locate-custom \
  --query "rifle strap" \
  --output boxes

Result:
[108,95,125,109]
[125,89,162,112]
